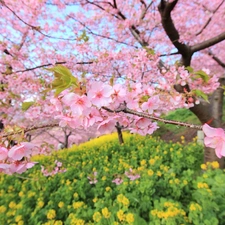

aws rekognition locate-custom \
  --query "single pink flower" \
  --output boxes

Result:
[202,124,225,158]
[125,168,140,181]
[7,161,37,174]
[62,93,91,116]
[83,108,103,127]
[0,146,8,161]
[87,82,113,108]
[112,177,123,185]
[141,96,160,114]
[97,118,116,134]
[0,163,10,173]
[112,84,126,101]
[88,171,98,184]
[8,142,34,161]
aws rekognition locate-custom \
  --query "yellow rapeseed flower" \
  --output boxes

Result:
[93,212,102,222]
[46,209,56,220]
[15,215,23,222]
[58,201,64,208]
[102,207,111,218]
[126,213,135,224]
[183,180,188,185]
[16,203,23,209]
[54,221,63,225]
[201,164,207,170]
[140,160,146,166]
[19,191,24,197]
[174,178,180,184]
[38,201,44,208]
[9,201,16,209]
[197,182,209,189]
[157,171,162,177]
[73,192,79,198]
[66,180,71,185]
[0,206,6,213]
[190,203,202,211]
[211,161,219,169]
[149,159,155,165]
[73,201,84,209]
[102,176,107,181]
[105,187,111,192]
[147,169,154,176]
[70,218,85,225]
[117,194,129,206]
[117,210,125,221]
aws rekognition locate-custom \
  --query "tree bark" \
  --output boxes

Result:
[158,0,225,168]
[115,122,124,145]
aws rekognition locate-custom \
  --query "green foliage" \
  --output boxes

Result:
[48,65,78,96]
[0,133,224,224]
[79,30,89,42]
[154,108,200,137]
[21,101,35,111]
[192,89,209,102]
[186,66,210,83]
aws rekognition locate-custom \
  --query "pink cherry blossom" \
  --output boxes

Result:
[62,93,91,116]
[83,108,103,127]
[112,177,123,185]
[202,124,225,158]
[97,118,116,135]
[0,146,8,161]
[8,142,35,161]
[112,84,127,101]
[125,168,140,181]
[0,163,10,173]
[141,96,160,114]
[88,171,98,184]
[87,82,113,108]
[7,161,37,174]
[50,98,62,111]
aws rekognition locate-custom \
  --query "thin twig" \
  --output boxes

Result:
[102,103,202,129]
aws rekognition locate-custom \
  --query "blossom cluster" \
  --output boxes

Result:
[0,142,37,174]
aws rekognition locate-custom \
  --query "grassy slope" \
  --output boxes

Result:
[153,108,201,142]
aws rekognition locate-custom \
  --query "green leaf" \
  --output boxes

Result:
[193,89,209,102]
[186,66,194,73]
[79,30,89,42]
[22,101,34,111]
[47,65,78,96]
[143,47,155,55]
[193,70,210,83]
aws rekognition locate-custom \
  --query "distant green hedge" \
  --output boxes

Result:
[1,133,225,225]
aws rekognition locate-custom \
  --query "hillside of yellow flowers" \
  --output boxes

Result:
[1,133,225,225]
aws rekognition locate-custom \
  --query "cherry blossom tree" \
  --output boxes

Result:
[1,0,225,173]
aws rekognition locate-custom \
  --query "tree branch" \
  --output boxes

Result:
[191,31,225,53]
[208,50,225,68]
[2,2,77,41]
[85,0,148,47]
[102,103,202,129]
[70,17,137,48]
[1,123,59,138]
[158,0,192,66]
[195,0,225,36]
[3,61,93,75]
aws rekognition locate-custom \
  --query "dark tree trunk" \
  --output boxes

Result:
[158,0,225,168]
[115,122,124,145]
